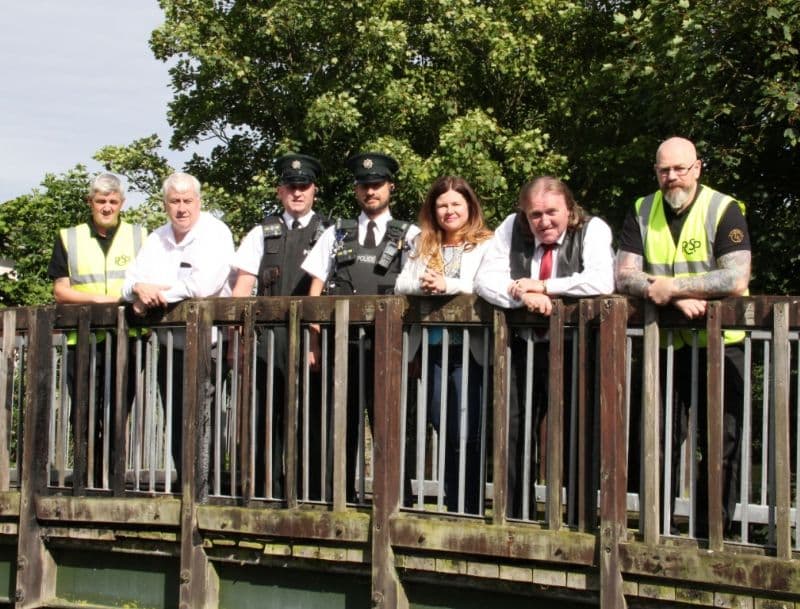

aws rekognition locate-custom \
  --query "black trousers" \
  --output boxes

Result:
[66,336,138,487]
[507,338,574,519]
[253,327,326,501]
[663,344,743,537]
[346,338,373,503]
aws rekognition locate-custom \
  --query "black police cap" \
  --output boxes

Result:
[345,152,399,184]
[274,153,321,185]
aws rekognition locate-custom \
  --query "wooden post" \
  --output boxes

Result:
[71,306,91,494]
[492,309,509,525]
[178,303,218,609]
[576,300,592,531]
[0,309,17,491]
[598,297,627,609]
[546,300,564,531]
[238,302,255,500]
[113,307,131,496]
[370,297,407,609]
[15,307,57,608]
[284,300,300,509]
[641,302,661,545]
[772,302,791,558]
[332,300,349,512]
[705,301,724,551]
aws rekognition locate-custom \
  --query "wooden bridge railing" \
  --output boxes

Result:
[0,294,798,609]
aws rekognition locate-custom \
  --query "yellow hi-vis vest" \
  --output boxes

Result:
[635,186,747,349]
[60,221,147,344]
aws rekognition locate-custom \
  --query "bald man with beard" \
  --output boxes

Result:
[615,136,751,538]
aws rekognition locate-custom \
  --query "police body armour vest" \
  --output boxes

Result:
[328,219,411,295]
[257,214,329,296]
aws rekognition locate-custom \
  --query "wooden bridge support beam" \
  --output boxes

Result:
[599,297,628,609]
[371,297,408,609]
[178,303,218,609]
[15,307,56,609]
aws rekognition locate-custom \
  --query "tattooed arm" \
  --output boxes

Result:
[617,248,750,303]
[614,250,650,297]
[673,250,751,297]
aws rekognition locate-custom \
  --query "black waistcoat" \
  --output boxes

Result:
[508,212,591,280]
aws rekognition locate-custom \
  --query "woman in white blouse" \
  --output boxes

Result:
[395,176,492,514]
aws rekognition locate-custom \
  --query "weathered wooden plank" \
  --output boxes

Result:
[0,490,20,516]
[598,297,628,609]
[772,302,792,559]
[332,300,349,512]
[16,306,57,608]
[196,505,370,542]
[284,300,300,509]
[238,302,255,500]
[619,541,800,594]
[112,307,130,496]
[576,300,592,531]
[371,297,407,609]
[706,301,724,551]
[642,302,661,544]
[0,309,16,492]
[547,299,564,531]
[178,303,218,609]
[492,308,509,525]
[389,514,596,564]
[71,307,91,495]
[35,496,181,526]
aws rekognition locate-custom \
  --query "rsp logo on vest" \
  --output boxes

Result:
[681,238,701,256]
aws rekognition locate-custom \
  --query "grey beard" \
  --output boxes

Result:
[663,187,690,211]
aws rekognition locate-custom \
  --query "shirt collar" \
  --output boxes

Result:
[89,221,118,240]
[358,209,391,229]
[283,210,315,228]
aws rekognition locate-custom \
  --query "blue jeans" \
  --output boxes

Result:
[427,345,484,513]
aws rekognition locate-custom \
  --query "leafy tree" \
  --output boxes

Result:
[151,0,569,226]
[0,167,96,306]
[149,0,798,293]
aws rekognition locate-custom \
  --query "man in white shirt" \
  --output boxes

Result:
[122,172,234,487]
[475,176,614,519]
[123,172,233,311]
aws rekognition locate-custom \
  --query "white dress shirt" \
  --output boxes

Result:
[122,211,234,303]
[395,238,492,362]
[301,210,420,283]
[232,210,316,275]
[475,214,614,308]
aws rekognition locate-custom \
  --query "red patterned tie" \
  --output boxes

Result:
[538,243,556,280]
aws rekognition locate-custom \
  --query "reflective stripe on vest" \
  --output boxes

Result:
[61,222,145,297]
[60,221,146,344]
[635,187,747,348]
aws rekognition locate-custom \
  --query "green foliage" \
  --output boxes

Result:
[3,0,799,306]
[0,167,92,306]
[147,0,798,294]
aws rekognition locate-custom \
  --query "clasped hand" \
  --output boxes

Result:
[420,268,445,295]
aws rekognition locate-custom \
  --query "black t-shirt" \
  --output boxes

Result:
[617,186,750,258]
[47,223,119,280]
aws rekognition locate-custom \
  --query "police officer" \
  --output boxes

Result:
[232,153,327,298]
[232,153,329,500]
[616,136,751,537]
[47,173,147,488]
[302,152,419,501]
